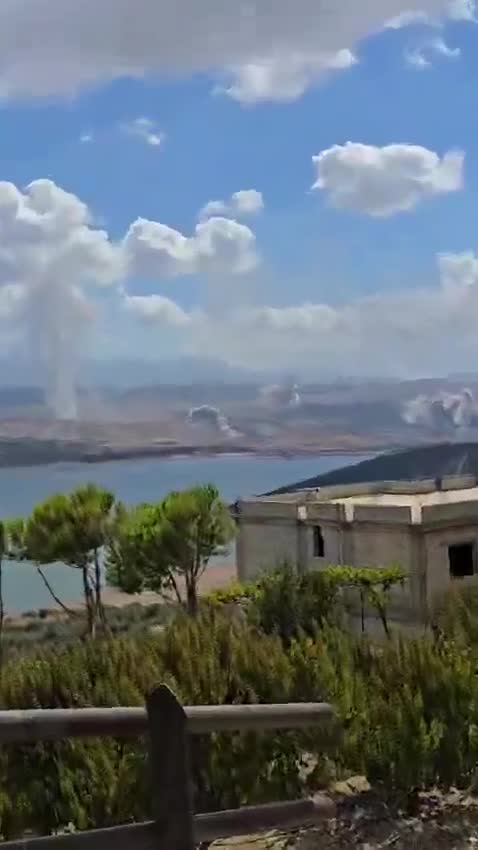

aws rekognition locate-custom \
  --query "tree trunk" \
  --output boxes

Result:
[359,588,365,634]
[185,575,199,617]
[82,566,96,638]
[36,567,77,616]
[93,549,107,631]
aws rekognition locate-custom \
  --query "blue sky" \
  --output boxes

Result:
[0,0,478,398]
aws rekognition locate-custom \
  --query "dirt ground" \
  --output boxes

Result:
[100,563,236,609]
[213,782,478,850]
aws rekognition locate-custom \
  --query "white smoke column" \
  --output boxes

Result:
[260,382,302,409]
[187,405,241,438]
[28,279,93,420]
[402,394,435,426]
[0,180,121,420]
[402,387,478,431]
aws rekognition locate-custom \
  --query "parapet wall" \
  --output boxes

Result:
[238,474,478,527]
[302,474,478,502]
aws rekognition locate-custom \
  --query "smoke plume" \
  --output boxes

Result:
[187,405,241,438]
[259,381,301,409]
[402,387,478,432]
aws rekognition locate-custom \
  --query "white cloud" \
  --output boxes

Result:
[0,178,259,416]
[123,215,258,277]
[199,189,264,221]
[170,251,478,377]
[312,142,464,216]
[80,132,94,144]
[406,36,461,68]
[0,0,461,100]
[0,179,123,417]
[223,49,356,104]
[123,294,194,326]
[113,241,478,379]
[447,0,476,20]
[438,251,478,290]
[405,48,433,67]
[387,0,475,26]
[386,10,433,27]
[431,36,461,56]
[121,117,164,147]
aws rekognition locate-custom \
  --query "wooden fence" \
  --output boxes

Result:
[0,686,335,849]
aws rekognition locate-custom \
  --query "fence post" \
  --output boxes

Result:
[146,685,195,850]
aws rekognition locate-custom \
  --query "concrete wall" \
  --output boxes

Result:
[425,524,478,607]
[237,519,299,581]
[236,499,424,617]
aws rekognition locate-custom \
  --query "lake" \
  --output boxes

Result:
[0,453,364,612]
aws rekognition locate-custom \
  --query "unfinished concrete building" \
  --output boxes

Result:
[234,474,478,626]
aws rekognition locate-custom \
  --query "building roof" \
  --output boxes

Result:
[265,442,478,496]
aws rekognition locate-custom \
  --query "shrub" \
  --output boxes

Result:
[432,577,478,649]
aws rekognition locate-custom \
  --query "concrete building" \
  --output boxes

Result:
[234,474,478,624]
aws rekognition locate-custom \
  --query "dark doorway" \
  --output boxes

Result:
[313,526,325,558]
[448,543,475,579]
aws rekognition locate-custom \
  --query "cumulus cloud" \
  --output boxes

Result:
[121,117,164,147]
[175,250,478,377]
[387,0,475,26]
[199,190,264,221]
[123,294,195,327]
[0,0,462,101]
[0,178,258,417]
[0,179,122,418]
[222,49,356,104]
[311,142,464,216]
[123,216,258,277]
[115,238,478,379]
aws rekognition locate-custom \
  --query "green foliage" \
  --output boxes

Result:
[208,564,407,642]
[8,485,116,636]
[248,563,343,642]
[203,579,260,606]
[432,577,478,649]
[2,609,478,835]
[106,484,234,615]
[0,481,474,837]
[0,597,477,835]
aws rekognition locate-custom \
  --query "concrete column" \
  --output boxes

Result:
[409,527,427,623]
[296,521,309,574]
[341,523,354,565]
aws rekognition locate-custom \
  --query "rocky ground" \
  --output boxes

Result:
[213,780,478,850]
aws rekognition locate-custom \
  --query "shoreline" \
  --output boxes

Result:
[4,564,237,624]
[0,441,389,471]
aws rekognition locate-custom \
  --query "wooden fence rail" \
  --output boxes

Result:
[0,686,335,849]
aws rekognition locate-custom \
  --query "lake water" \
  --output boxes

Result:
[0,453,364,612]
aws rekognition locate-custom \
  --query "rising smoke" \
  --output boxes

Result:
[402,387,478,432]
[28,280,93,421]
[0,180,120,421]
[187,405,241,438]
[259,381,301,409]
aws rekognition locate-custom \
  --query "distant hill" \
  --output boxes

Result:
[267,442,478,495]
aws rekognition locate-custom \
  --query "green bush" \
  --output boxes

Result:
[0,611,318,836]
[1,571,478,836]
[432,577,478,649]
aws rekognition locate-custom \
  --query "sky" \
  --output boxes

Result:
[1,0,478,400]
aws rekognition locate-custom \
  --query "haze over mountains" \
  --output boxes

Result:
[1,367,478,468]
